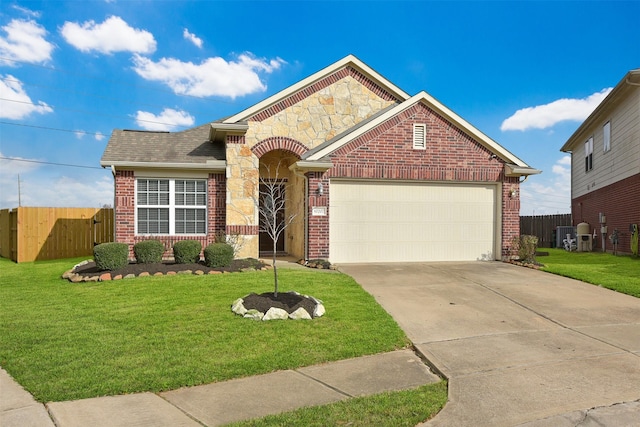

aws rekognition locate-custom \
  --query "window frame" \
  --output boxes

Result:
[584,137,594,173]
[135,178,207,236]
[603,121,611,153]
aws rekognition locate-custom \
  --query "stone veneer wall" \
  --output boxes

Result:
[226,72,399,259]
[244,75,398,150]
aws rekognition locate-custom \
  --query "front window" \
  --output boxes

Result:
[136,178,207,235]
[603,121,611,152]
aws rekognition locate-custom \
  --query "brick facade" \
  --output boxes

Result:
[315,102,519,259]
[114,170,227,259]
[572,173,640,253]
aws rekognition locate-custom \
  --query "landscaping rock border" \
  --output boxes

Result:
[232,291,325,321]
[63,259,270,283]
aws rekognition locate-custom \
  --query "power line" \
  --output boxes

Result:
[0,121,106,137]
[0,156,105,170]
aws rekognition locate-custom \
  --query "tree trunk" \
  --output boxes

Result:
[272,239,278,297]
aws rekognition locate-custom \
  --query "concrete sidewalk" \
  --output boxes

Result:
[1,350,440,427]
[340,262,640,427]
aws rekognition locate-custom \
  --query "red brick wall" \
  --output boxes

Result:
[572,173,640,253]
[306,172,330,259]
[305,102,520,260]
[114,171,227,259]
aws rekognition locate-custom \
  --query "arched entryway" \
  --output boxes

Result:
[257,149,305,258]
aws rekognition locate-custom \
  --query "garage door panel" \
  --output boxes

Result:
[329,181,497,263]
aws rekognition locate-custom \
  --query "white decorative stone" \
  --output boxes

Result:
[313,303,326,318]
[244,309,263,320]
[262,307,289,321]
[231,298,247,316]
[288,307,312,320]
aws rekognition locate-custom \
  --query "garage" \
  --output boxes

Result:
[329,180,499,263]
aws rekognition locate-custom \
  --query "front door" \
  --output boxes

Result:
[259,183,286,254]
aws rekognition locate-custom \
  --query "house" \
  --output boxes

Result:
[560,69,640,254]
[101,55,540,263]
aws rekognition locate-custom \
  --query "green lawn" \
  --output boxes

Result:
[0,257,410,402]
[539,248,640,297]
[229,382,448,427]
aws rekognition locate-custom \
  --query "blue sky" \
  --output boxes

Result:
[1,1,638,214]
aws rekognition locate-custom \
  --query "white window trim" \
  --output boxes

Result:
[135,178,207,236]
[603,121,611,153]
[413,123,426,150]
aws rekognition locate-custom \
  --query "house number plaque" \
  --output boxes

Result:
[312,206,327,216]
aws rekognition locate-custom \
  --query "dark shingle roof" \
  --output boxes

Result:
[101,124,225,165]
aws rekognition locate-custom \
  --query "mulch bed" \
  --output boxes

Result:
[242,292,318,315]
[72,258,267,279]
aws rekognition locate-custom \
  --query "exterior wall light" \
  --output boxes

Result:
[317,182,324,195]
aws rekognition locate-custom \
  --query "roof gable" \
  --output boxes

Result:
[305,91,533,169]
[222,55,410,124]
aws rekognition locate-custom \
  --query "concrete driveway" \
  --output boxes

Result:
[339,261,640,426]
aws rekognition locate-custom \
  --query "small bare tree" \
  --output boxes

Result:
[258,161,297,297]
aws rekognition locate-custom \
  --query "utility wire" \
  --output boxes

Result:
[0,121,106,137]
[0,155,105,170]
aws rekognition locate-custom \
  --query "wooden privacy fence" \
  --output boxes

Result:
[520,213,572,248]
[0,207,114,263]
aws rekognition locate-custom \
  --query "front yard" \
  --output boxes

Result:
[540,249,640,298]
[0,257,411,403]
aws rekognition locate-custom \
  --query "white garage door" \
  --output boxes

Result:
[329,180,498,263]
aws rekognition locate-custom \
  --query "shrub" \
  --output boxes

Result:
[511,234,539,263]
[133,240,164,264]
[93,242,129,271]
[204,243,234,268]
[173,240,202,264]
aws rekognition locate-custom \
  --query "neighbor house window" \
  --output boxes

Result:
[413,124,426,149]
[136,178,207,235]
[584,137,593,172]
[603,121,611,152]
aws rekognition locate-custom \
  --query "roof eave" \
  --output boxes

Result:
[209,122,249,143]
[100,160,226,171]
[561,69,640,152]
[505,164,542,177]
[290,160,334,173]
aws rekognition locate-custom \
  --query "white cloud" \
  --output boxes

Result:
[183,28,203,48]
[135,108,195,131]
[17,175,113,208]
[12,5,41,18]
[75,130,87,139]
[501,88,612,131]
[132,53,286,98]
[0,75,53,119]
[94,132,105,141]
[61,16,156,54]
[520,156,571,215]
[0,19,54,65]
[0,153,113,209]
